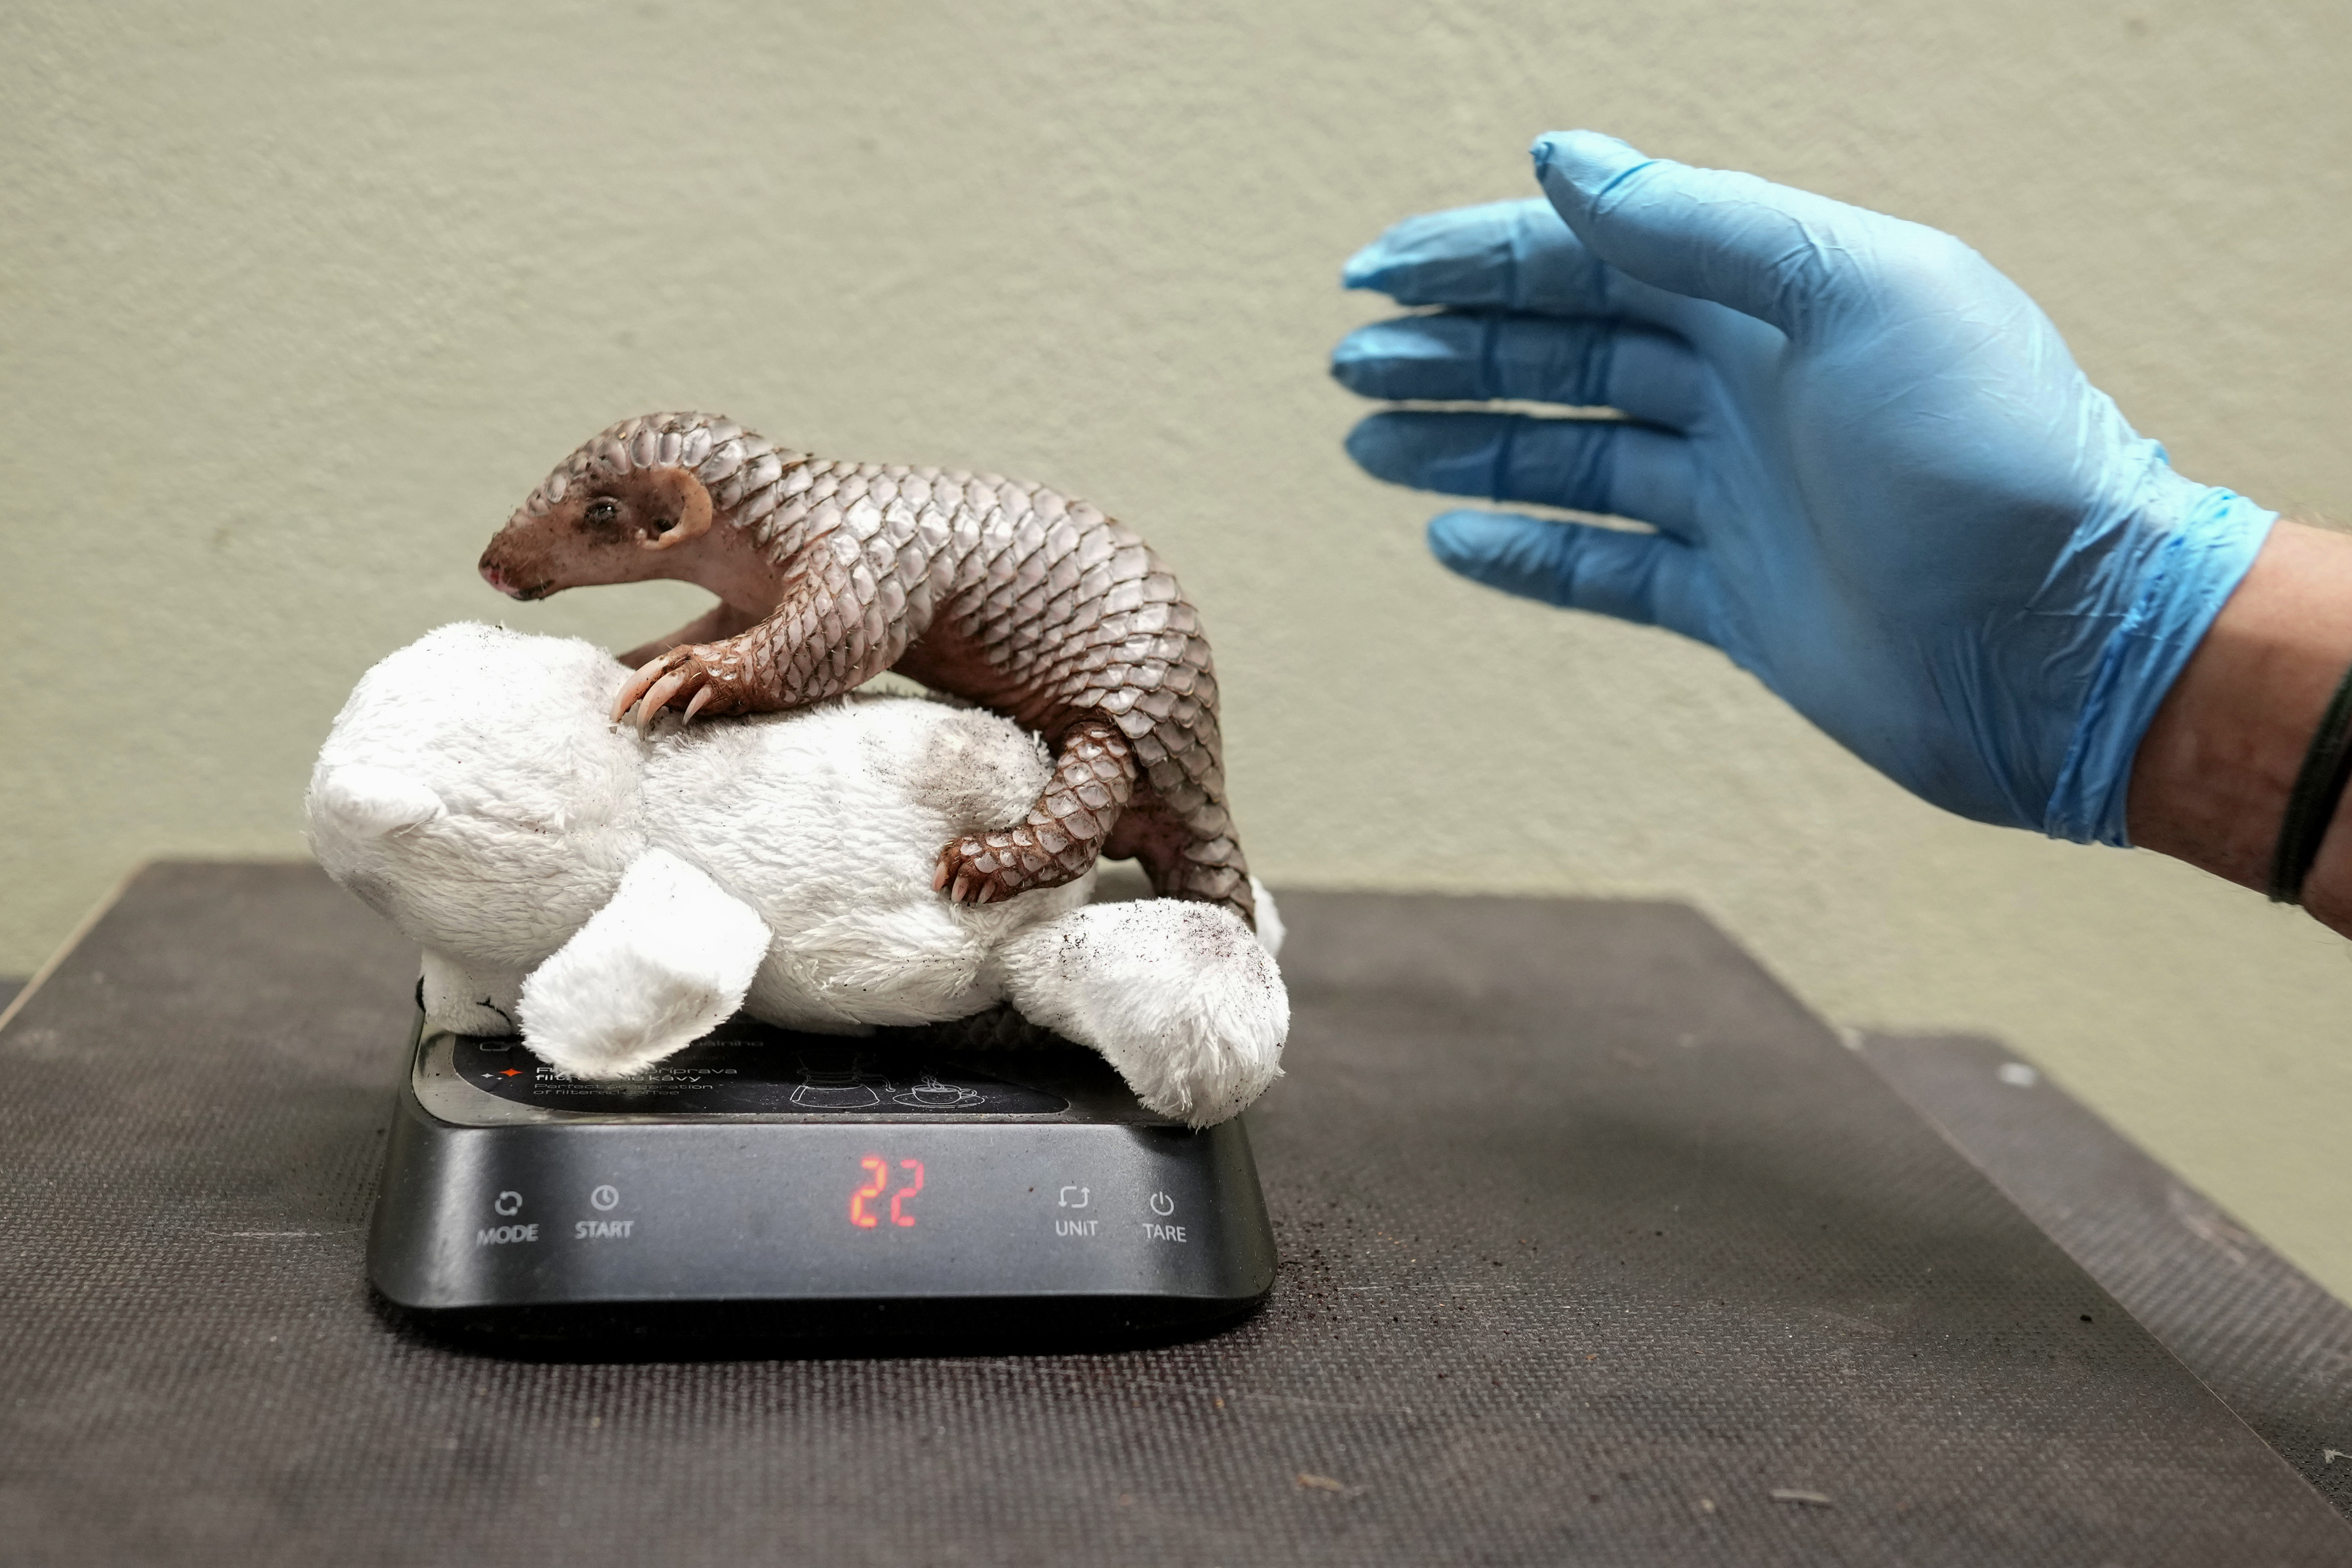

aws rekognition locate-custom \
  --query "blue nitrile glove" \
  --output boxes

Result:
[1332,131,2276,842]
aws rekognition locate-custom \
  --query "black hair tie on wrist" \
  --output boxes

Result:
[2267,660,2352,904]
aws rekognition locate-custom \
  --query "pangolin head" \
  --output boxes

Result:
[478,411,806,600]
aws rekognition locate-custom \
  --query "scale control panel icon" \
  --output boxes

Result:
[1148,1192,1175,1217]
[493,1191,523,1217]
[590,1185,619,1212]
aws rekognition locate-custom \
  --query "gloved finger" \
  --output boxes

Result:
[1427,508,1713,643]
[1343,199,1599,313]
[1329,313,1705,431]
[1531,130,1920,342]
[1342,199,1699,330]
[1347,412,1699,538]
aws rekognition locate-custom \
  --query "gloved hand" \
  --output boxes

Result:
[1332,131,2275,842]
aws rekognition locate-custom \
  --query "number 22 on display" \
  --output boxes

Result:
[850,1156,925,1229]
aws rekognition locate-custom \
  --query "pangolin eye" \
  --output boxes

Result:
[583,498,621,527]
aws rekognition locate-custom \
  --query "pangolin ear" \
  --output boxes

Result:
[640,468,713,552]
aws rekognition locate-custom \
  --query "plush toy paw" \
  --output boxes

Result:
[611,639,757,731]
[419,950,525,1036]
[518,850,773,1077]
[991,892,1287,1127]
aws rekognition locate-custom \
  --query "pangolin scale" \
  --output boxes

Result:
[477,411,1253,926]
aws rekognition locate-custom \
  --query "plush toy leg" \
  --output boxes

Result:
[419,950,526,1037]
[989,892,1288,1128]
[518,849,772,1078]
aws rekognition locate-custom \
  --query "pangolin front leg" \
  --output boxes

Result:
[612,566,904,729]
[933,721,1135,903]
[613,637,758,729]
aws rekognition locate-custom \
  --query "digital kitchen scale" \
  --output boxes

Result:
[367,1011,1277,1349]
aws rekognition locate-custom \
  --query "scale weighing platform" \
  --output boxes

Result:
[367,1013,1277,1347]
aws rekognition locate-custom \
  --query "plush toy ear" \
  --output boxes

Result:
[518,849,771,1078]
[309,764,445,838]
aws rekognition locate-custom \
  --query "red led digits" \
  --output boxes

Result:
[890,1159,925,1228]
[850,1156,888,1229]
[850,1155,925,1230]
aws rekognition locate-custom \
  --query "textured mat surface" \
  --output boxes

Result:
[2,863,2347,1567]
[1862,1031,2352,1520]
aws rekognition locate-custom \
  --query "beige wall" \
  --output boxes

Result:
[7,2,2352,1290]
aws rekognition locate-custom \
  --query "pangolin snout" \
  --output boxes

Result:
[478,554,551,600]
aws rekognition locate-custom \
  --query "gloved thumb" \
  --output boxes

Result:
[1531,130,1890,341]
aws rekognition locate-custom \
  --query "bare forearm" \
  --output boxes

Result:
[2127,520,2352,935]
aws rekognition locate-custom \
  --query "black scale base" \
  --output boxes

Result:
[369,1014,1276,1349]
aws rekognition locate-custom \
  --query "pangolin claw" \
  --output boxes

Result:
[682,687,715,726]
[634,671,690,732]
[611,652,680,723]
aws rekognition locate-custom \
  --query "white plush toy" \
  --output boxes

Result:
[307,623,1286,1126]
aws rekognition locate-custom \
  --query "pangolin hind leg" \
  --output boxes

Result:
[933,720,1135,904]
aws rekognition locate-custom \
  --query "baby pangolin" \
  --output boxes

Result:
[477,412,1253,925]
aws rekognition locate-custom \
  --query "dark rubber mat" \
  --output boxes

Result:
[1862,1030,2352,1521]
[2,864,2346,1566]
